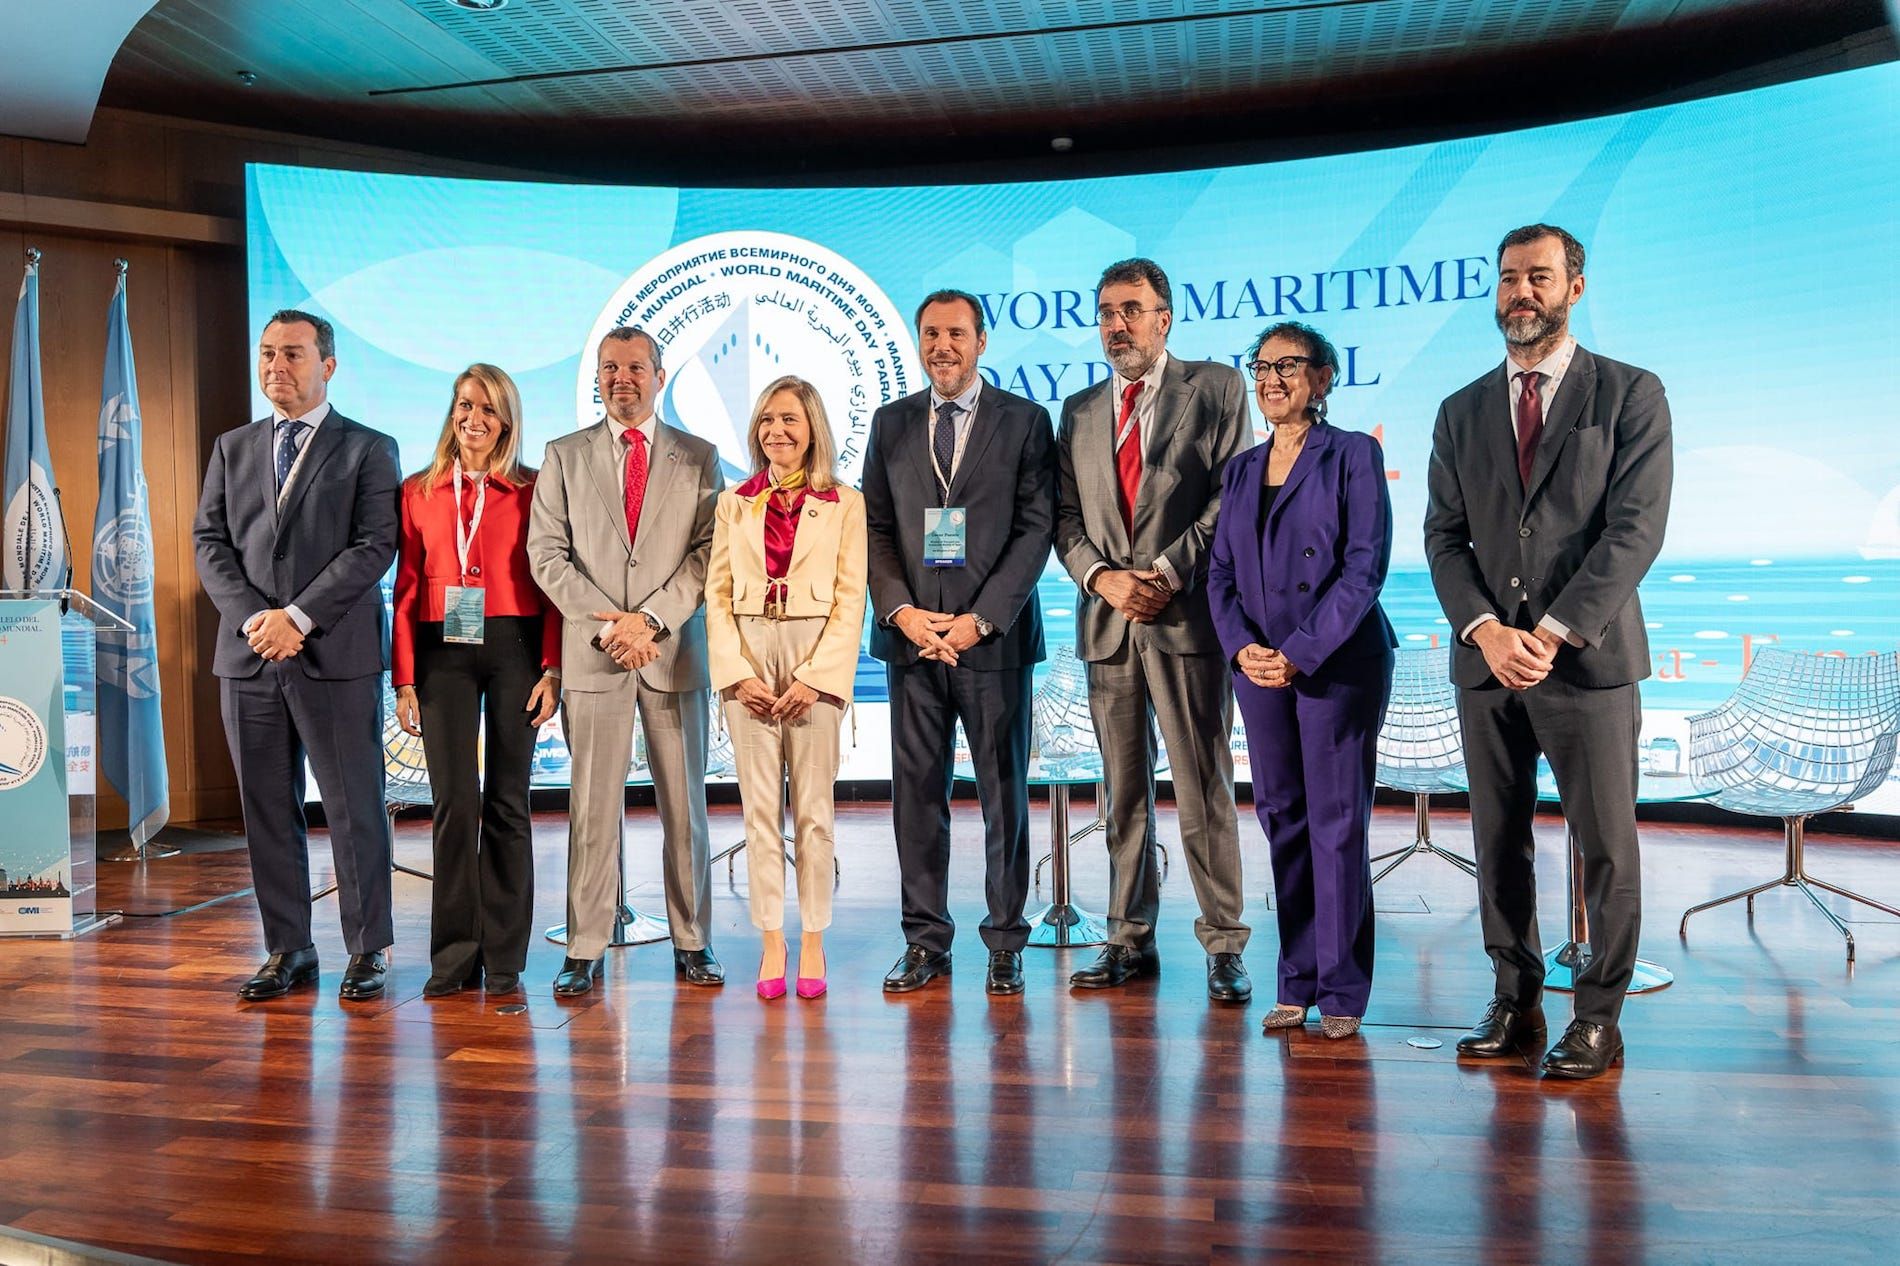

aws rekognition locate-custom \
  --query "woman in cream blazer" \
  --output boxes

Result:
[705,375,867,999]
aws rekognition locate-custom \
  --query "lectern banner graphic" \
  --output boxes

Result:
[0,599,72,935]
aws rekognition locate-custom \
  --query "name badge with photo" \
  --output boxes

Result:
[924,507,967,568]
[443,585,486,644]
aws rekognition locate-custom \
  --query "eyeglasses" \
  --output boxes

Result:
[1095,303,1168,327]
[1246,356,1314,382]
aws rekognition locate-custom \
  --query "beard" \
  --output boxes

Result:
[1496,298,1568,347]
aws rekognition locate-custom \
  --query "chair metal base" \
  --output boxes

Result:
[1679,815,1899,963]
[1033,782,1166,885]
[1027,901,1109,947]
[544,900,672,948]
[1542,939,1674,993]
[1370,794,1477,884]
[312,858,432,903]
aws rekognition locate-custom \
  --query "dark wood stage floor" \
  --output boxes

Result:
[2,798,1897,1264]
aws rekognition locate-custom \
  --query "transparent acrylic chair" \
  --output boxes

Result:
[1370,645,1477,884]
[1678,647,1900,963]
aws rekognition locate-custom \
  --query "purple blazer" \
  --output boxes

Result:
[1207,422,1396,679]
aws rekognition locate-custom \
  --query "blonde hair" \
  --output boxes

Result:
[747,375,838,492]
[410,363,528,494]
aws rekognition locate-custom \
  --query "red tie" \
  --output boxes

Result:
[1515,371,1543,488]
[623,427,649,545]
[1115,379,1144,536]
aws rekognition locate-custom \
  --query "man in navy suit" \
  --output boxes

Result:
[194,310,401,1003]
[863,289,1057,997]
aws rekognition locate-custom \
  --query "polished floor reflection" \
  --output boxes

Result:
[2,801,1896,1264]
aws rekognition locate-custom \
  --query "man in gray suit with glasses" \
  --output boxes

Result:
[1056,258,1254,1003]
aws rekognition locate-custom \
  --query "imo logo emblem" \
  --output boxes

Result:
[93,504,155,606]
[0,696,48,792]
[578,231,920,486]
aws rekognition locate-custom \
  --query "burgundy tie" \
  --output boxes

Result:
[1515,371,1543,488]
[1115,379,1144,536]
[623,428,648,545]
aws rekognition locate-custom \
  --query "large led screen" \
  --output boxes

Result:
[247,61,1900,810]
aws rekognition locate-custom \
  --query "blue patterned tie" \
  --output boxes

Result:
[933,400,959,485]
[275,418,307,489]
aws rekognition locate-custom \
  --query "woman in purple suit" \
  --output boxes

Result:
[1208,322,1396,1039]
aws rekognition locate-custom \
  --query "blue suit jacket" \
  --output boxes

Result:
[193,409,401,680]
[1207,422,1396,679]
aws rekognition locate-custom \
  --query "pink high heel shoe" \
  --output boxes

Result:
[756,952,787,1000]
[795,950,827,999]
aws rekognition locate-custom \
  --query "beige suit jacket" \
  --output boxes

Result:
[705,481,867,700]
[527,418,723,693]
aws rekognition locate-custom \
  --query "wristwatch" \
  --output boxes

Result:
[972,614,995,639]
[642,611,670,642]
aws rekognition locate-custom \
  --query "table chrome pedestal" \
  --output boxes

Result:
[544,842,671,947]
[1027,782,1108,948]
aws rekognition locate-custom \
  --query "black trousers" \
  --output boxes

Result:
[1459,673,1643,1026]
[415,616,542,978]
[220,664,391,956]
[887,659,1034,954]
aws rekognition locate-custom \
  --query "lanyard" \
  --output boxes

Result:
[929,398,974,504]
[452,459,489,582]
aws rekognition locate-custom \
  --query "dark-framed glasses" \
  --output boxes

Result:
[1246,356,1313,382]
[1096,303,1167,327]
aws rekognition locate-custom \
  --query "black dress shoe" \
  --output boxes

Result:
[1206,952,1253,1003]
[1069,943,1160,989]
[553,957,602,996]
[1541,1021,1624,1080]
[338,951,388,1002]
[1455,997,1548,1058]
[883,944,952,993]
[484,971,521,995]
[674,947,726,987]
[237,947,319,1000]
[986,949,1025,996]
[423,966,480,998]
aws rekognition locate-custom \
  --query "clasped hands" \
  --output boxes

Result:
[1474,622,1562,691]
[591,609,661,671]
[243,609,305,662]
[893,608,985,667]
[733,676,819,723]
[1237,643,1299,689]
[1092,568,1173,624]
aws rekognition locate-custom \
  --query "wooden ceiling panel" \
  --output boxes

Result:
[95,0,1896,181]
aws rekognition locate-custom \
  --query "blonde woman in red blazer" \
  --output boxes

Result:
[392,364,561,998]
[706,376,867,999]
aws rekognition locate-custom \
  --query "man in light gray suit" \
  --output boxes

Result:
[1425,223,1671,1079]
[528,326,725,996]
[1056,258,1255,1002]
[193,309,400,1004]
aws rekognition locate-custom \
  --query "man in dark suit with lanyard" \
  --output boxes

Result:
[1425,224,1672,1079]
[863,289,1057,997]
[194,309,402,1003]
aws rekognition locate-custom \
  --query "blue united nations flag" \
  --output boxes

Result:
[3,249,68,592]
[92,265,169,846]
